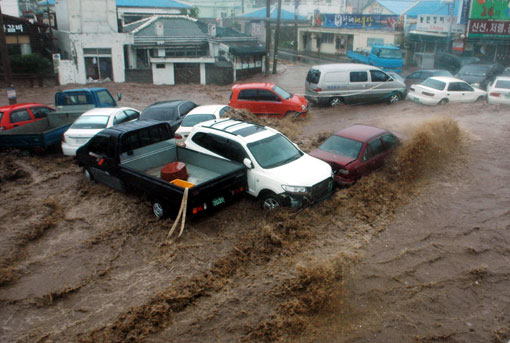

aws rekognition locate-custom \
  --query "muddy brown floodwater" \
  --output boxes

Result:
[0,62,509,343]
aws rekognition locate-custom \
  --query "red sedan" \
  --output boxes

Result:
[0,103,55,131]
[229,82,309,118]
[309,125,400,186]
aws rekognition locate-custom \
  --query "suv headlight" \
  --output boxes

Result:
[282,185,309,194]
[336,168,349,175]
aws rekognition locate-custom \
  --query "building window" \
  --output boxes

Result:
[156,64,165,68]
[321,33,334,44]
[367,38,384,46]
[84,48,113,81]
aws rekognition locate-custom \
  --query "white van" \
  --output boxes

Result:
[305,63,407,107]
[184,118,333,209]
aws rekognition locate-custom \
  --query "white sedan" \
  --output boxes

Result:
[61,107,140,156]
[174,104,231,146]
[487,76,510,105]
[407,76,487,105]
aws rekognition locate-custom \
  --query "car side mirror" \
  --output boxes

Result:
[243,158,253,169]
[117,92,122,101]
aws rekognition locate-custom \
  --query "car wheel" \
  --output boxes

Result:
[388,92,401,104]
[329,97,342,107]
[438,98,449,105]
[260,193,281,210]
[84,167,94,181]
[152,200,167,219]
[285,111,297,118]
[476,96,486,102]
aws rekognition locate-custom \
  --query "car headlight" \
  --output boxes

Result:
[282,185,309,194]
[336,168,349,175]
[301,104,306,111]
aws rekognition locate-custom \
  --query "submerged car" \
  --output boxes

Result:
[309,125,400,186]
[455,62,504,90]
[487,76,510,105]
[404,69,453,88]
[140,100,198,133]
[61,107,140,156]
[0,103,55,131]
[229,82,309,118]
[407,76,487,105]
[174,104,231,146]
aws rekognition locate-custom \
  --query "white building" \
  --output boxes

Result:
[53,0,132,84]
[1,0,21,17]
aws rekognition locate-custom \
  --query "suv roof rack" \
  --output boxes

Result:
[203,118,267,137]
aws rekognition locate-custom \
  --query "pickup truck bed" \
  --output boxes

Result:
[0,112,80,149]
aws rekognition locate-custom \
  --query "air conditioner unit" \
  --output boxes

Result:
[208,23,217,36]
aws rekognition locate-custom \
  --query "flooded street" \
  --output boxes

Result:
[0,62,509,343]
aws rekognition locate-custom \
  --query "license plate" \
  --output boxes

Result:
[212,196,225,207]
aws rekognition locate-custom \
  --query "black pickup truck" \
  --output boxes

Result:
[75,120,247,218]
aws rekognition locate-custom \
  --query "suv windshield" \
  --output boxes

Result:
[422,78,446,90]
[72,115,109,129]
[272,85,292,100]
[181,114,215,127]
[458,65,490,76]
[379,49,402,59]
[247,133,303,169]
[320,135,362,159]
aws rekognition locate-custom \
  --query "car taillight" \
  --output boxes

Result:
[422,91,435,97]
[313,87,322,92]
[490,92,500,97]
[192,203,207,214]
[174,134,183,140]
[231,186,245,195]
[61,134,66,143]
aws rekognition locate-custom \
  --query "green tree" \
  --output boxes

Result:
[188,6,199,18]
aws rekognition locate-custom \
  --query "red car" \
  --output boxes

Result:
[309,125,400,186]
[229,82,309,118]
[0,103,55,131]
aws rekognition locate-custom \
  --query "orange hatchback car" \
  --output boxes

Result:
[229,82,309,118]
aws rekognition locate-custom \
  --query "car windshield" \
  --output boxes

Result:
[458,65,490,76]
[387,72,404,83]
[379,49,402,59]
[247,133,303,169]
[319,135,363,159]
[433,70,453,77]
[71,115,109,129]
[272,85,292,100]
[421,78,446,90]
[495,80,510,89]
[181,114,215,127]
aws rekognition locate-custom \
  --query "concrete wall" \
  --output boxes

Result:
[152,62,175,85]
[55,0,117,33]
[1,0,20,17]
[58,60,80,85]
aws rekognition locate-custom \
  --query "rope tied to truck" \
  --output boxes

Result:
[166,187,189,241]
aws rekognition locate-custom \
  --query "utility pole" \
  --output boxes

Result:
[0,6,12,82]
[272,0,282,74]
[264,0,271,76]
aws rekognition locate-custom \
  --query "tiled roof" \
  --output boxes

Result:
[128,16,206,38]
[38,0,191,9]
[405,0,450,17]
[369,0,418,15]
[239,6,307,21]
[116,0,191,9]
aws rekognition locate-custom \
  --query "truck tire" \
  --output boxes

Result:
[152,200,167,219]
[329,97,342,107]
[260,192,281,210]
[84,167,94,181]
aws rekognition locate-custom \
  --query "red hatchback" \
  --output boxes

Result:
[309,125,400,186]
[229,82,309,118]
[0,103,55,131]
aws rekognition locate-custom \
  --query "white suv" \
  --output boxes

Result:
[184,118,333,209]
